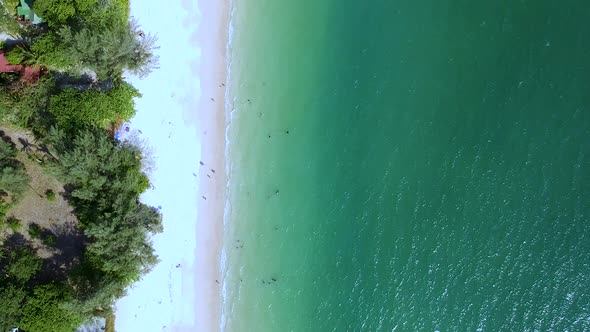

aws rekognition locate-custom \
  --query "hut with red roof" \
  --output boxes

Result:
[0,51,43,83]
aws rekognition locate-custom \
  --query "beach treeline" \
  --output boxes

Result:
[0,0,161,331]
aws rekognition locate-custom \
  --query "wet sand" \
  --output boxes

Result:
[192,0,230,330]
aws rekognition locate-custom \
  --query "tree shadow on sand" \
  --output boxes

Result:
[36,221,86,284]
[0,130,16,149]
[0,223,86,286]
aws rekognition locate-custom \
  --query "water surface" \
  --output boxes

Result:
[224,1,590,330]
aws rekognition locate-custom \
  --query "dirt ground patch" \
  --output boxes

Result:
[0,125,83,274]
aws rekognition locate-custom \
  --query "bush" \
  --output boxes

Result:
[0,140,30,200]
[7,216,21,232]
[49,83,140,131]
[45,189,56,201]
[0,201,10,221]
[0,285,26,331]
[19,284,84,332]
[42,233,57,247]
[4,47,27,65]
[28,223,42,239]
[7,248,42,283]
[0,6,21,36]
[7,78,56,135]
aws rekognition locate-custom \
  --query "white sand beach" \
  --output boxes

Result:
[115,0,229,331]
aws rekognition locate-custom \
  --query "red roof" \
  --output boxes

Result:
[0,51,42,83]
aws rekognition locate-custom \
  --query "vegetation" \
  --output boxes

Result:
[0,139,29,199]
[28,223,41,239]
[42,232,57,247]
[6,216,20,232]
[4,46,27,65]
[0,78,55,135]
[50,129,161,283]
[5,247,42,283]
[45,188,56,201]
[0,0,20,35]
[32,22,159,79]
[19,284,84,332]
[29,0,158,79]
[0,285,26,331]
[49,82,140,130]
[0,201,9,221]
[0,0,160,330]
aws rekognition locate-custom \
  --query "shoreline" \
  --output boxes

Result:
[193,0,230,329]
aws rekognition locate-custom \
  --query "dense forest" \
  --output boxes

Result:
[0,0,161,331]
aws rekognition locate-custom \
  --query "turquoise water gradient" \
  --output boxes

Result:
[224,1,590,330]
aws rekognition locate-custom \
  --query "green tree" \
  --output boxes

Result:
[4,46,27,65]
[0,140,30,199]
[49,82,140,131]
[7,216,21,232]
[31,20,158,78]
[28,223,42,239]
[52,128,162,311]
[32,0,97,27]
[19,284,84,332]
[0,166,29,197]
[0,78,56,136]
[0,286,26,331]
[0,0,22,36]
[6,248,43,283]
[0,139,16,160]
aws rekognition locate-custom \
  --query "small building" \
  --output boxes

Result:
[0,51,24,73]
[0,51,44,83]
[17,0,42,24]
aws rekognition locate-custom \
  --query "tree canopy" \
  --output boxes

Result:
[0,139,30,200]
[0,285,26,331]
[49,128,161,309]
[5,0,158,79]
[19,284,84,332]
[5,248,43,283]
[32,0,96,27]
[49,82,140,130]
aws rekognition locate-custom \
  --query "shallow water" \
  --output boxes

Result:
[223,1,590,330]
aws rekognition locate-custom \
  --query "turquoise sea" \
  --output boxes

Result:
[223,1,590,330]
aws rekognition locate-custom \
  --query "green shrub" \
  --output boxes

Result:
[6,216,21,232]
[7,78,55,135]
[7,248,42,283]
[19,284,84,332]
[42,233,57,247]
[45,189,56,201]
[0,285,26,330]
[0,201,10,221]
[28,223,42,239]
[4,47,27,65]
[49,83,140,131]
[0,140,31,199]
